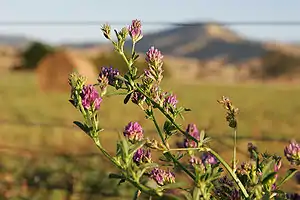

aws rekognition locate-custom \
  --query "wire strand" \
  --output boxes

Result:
[1,20,300,26]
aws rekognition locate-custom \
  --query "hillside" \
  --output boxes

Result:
[1,23,300,64]
[123,23,268,63]
[0,34,33,48]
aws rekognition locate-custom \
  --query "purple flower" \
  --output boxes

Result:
[144,69,156,82]
[128,19,142,43]
[240,162,252,174]
[202,152,218,165]
[131,91,145,105]
[189,156,202,165]
[133,148,151,164]
[274,160,282,181]
[150,167,175,186]
[230,189,240,200]
[98,66,120,86]
[81,85,102,110]
[247,142,258,160]
[123,122,143,143]
[184,124,200,148]
[146,46,164,66]
[284,140,300,165]
[164,93,178,109]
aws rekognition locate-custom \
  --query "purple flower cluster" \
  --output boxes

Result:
[99,66,120,86]
[163,93,178,109]
[81,85,102,110]
[184,124,200,148]
[128,19,142,42]
[189,153,218,170]
[202,152,218,165]
[146,46,164,66]
[133,148,151,164]
[150,167,175,186]
[284,140,300,165]
[131,91,146,105]
[123,122,144,143]
[238,162,252,175]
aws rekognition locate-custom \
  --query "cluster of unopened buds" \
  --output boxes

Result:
[68,19,300,199]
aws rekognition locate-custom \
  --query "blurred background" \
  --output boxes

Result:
[0,0,300,199]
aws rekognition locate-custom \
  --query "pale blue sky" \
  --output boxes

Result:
[1,0,300,44]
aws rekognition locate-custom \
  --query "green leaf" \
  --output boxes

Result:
[124,92,132,104]
[199,130,205,143]
[180,191,193,200]
[184,108,192,112]
[128,140,146,157]
[192,187,201,200]
[73,121,89,133]
[106,91,128,97]
[136,163,159,179]
[118,132,129,159]
[261,160,275,180]
[262,172,277,185]
[277,168,298,188]
[115,74,128,83]
[161,182,187,190]
[140,163,159,170]
[108,173,124,179]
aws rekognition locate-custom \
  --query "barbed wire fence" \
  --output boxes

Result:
[2,20,300,26]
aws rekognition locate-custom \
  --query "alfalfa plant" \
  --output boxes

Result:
[68,19,300,200]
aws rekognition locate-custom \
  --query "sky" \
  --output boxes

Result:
[1,0,300,44]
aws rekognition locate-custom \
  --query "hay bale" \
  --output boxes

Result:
[36,50,98,92]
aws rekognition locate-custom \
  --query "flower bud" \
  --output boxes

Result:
[284,140,300,165]
[133,148,152,164]
[81,85,102,111]
[146,46,164,67]
[123,122,144,143]
[98,66,121,87]
[128,19,143,43]
[202,152,218,165]
[183,124,200,148]
[101,23,111,40]
[150,167,175,186]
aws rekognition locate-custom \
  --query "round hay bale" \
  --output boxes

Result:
[36,50,98,92]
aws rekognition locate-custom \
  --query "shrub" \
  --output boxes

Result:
[20,41,54,70]
[259,50,300,79]
[69,20,300,200]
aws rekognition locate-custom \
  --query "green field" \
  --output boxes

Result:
[0,72,299,199]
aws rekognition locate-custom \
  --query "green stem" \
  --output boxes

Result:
[151,108,165,145]
[118,51,131,70]
[206,148,249,198]
[93,137,123,171]
[151,112,196,180]
[233,128,237,173]
[193,186,201,200]
[127,179,159,197]
[131,42,136,58]
[133,190,140,200]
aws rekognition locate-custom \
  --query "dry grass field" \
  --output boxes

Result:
[0,71,299,199]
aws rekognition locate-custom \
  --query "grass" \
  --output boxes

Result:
[0,71,300,198]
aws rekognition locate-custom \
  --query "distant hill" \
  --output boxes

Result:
[0,34,33,48]
[124,23,268,63]
[61,23,300,64]
[2,22,300,65]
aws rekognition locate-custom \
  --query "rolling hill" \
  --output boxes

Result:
[124,23,268,63]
